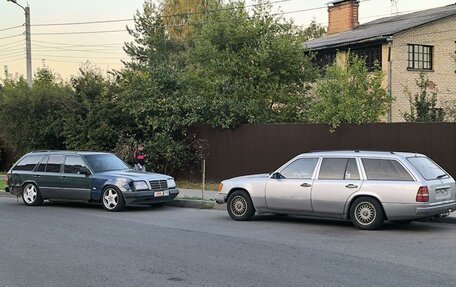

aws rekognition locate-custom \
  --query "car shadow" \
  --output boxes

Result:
[44,201,170,213]
[246,214,450,232]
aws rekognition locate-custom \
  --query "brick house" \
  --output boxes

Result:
[304,0,456,122]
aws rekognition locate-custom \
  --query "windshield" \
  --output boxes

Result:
[83,154,129,172]
[407,156,448,180]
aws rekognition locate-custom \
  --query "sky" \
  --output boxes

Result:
[1,0,455,80]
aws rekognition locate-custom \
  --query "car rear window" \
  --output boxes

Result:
[362,159,414,181]
[407,157,448,180]
[13,155,43,171]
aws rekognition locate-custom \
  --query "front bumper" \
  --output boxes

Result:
[123,188,179,205]
[215,193,227,204]
[416,201,456,217]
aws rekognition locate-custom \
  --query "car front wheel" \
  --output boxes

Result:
[22,183,44,206]
[102,187,125,211]
[227,190,255,221]
[350,197,384,230]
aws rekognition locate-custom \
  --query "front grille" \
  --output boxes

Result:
[149,180,168,191]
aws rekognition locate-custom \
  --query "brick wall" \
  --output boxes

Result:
[327,1,359,35]
[390,16,456,121]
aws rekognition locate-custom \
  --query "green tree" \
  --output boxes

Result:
[402,72,444,122]
[121,1,195,173]
[62,64,132,152]
[185,0,319,127]
[310,52,390,129]
[0,68,72,155]
[161,0,220,41]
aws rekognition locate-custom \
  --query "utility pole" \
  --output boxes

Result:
[7,0,32,87]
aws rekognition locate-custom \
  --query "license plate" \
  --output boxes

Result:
[154,190,170,197]
[435,189,450,200]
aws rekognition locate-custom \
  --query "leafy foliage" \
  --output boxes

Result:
[402,72,444,122]
[310,52,390,129]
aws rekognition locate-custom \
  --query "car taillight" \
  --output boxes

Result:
[416,186,429,202]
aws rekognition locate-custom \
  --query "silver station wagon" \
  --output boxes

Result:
[215,151,456,230]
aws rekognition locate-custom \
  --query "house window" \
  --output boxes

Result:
[408,44,433,70]
[352,46,382,71]
[315,52,337,71]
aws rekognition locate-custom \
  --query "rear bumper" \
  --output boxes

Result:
[123,188,179,205]
[416,201,456,217]
[384,201,456,220]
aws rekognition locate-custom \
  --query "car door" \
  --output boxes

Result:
[265,157,319,212]
[59,156,92,201]
[36,155,64,199]
[311,158,362,215]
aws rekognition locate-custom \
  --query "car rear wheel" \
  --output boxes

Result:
[227,190,255,221]
[102,187,125,211]
[350,197,384,230]
[22,183,44,206]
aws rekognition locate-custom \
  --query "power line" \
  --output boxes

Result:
[2,39,24,47]
[33,29,127,36]
[0,25,23,32]
[0,34,23,41]
[42,59,124,65]
[32,18,133,27]
[34,54,128,60]
[32,40,125,47]
[0,56,25,63]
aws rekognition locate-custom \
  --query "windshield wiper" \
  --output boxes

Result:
[436,174,447,179]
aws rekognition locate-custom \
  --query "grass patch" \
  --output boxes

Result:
[176,180,219,191]
[0,174,6,190]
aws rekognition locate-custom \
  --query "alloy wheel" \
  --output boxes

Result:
[23,184,38,204]
[103,188,119,210]
[354,202,376,226]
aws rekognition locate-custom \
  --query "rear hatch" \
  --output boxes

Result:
[408,156,456,204]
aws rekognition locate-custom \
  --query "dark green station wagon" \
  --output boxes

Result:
[4,151,179,211]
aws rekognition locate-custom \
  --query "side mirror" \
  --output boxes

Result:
[271,172,285,179]
[79,167,91,176]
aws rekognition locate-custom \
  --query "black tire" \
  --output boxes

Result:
[392,220,413,224]
[227,190,255,221]
[22,183,44,206]
[101,186,125,212]
[349,197,384,230]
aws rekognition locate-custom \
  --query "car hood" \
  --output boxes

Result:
[96,170,171,181]
[228,173,270,181]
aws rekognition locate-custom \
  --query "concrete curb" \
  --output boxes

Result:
[166,199,215,209]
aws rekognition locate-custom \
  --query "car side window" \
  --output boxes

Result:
[362,158,413,181]
[36,156,49,172]
[64,156,87,174]
[280,158,319,179]
[12,155,43,171]
[44,155,64,173]
[318,158,360,180]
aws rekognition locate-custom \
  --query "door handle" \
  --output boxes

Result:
[60,176,67,180]
[345,184,358,189]
[33,175,40,179]
[300,183,312,188]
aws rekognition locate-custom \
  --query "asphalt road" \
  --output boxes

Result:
[1,197,456,287]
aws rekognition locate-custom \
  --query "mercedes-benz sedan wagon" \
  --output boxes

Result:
[4,151,179,211]
[216,151,456,230]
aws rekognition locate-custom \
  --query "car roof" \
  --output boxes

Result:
[299,150,425,158]
[27,150,112,156]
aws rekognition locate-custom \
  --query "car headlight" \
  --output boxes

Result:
[218,182,223,192]
[167,178,176,189]
[133,181,149,191]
